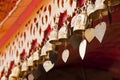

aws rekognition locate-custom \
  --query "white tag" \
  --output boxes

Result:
[94,22,106,43]
[62,49,69,63]
[79,39,87,60]
[43,60,54,72]
[85,28,95,42]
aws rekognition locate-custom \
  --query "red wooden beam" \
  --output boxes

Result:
[0,0,41,48]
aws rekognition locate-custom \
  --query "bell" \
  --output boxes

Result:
[86,0,95,16]
[1,76,7,80]
[10,65,20,78]
[9,74,16,80]
[95,0,106,11]
[40,44,47,57]
[58,23,69,42]
[89,0,106,20]
[41,41,56,61]
[73,7,87,35]
[49,14,62,45]
[49,24,61,45]
[40,41,55,61]
[33,48,40,66]
[21,59,28,73]
[27,55,34,70]
[46,41,56,54]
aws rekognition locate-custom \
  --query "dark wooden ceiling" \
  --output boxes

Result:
[0,0,18,23]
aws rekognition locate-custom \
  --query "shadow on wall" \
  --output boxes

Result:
[37,65,113,80]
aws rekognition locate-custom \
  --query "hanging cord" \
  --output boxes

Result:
[65,40,68,49]
[81,1,87,80]
[64,20,68,49]
[106,1,112,26]
[99,11,103,22]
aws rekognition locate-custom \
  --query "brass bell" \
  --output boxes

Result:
[73,7,87,35]
[40,41,55,61]
[71,7,81,28]
[49,24,59,45]
[50,24,58,43]
[27,55,34,70]
[58,23,69,42]
[95,0,106,11]
[1,76,7,80]
[10,65,20,78]
[33,48,40,66]
[86,0,95,16]
[89,0,106,20]
[40,44,47,57]
[21,59,28,74]
[9,74,16,80]
[46,41,56,54]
